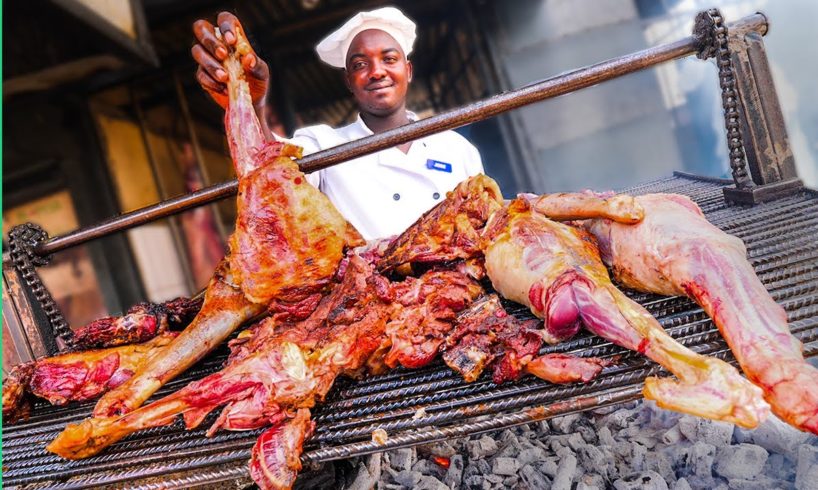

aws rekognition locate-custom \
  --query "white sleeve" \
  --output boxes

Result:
[274,131,322,189]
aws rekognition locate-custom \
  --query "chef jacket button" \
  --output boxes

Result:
[433,192,441,200]
[393,193,401,201]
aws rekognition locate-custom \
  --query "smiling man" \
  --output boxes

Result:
[192,7,485,239]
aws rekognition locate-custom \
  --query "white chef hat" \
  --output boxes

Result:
[316,6,417,69]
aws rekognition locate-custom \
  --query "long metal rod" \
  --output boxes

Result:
[34,14,768,256]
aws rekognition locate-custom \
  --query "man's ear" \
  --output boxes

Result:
[406,60,413,83]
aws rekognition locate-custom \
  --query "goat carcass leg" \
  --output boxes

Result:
[93,262,264,416]
[484,198,769,428]
[522,192,644,223]
[2,333,178,422]
[585,193,818,433]
[250,409,314,490]
[91,27,359,417]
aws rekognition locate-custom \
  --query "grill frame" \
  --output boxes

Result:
[4,173,818,489]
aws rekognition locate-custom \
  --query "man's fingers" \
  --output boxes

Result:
[192,44,227,82]
[242,54,269,81]
[217,12,241,45]
[196,67,225,94]
[192,19,227,60]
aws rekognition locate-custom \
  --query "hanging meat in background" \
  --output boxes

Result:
[585,193,818,434]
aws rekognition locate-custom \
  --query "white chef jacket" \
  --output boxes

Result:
[281,112,484,240]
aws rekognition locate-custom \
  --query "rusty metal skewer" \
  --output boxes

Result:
[32,14,768,257]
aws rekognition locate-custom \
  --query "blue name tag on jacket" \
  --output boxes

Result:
[426,159,453,173]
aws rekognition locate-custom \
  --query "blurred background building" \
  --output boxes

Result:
[3,0,816,368]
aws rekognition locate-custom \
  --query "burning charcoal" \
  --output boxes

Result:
[613,471,669,490]
[415,475,448,490]
[644,450,676,484]
[567,432,587,452]
[576,473,605,489]
[388,448,416,472]
[536,458,560,478]
[443,454,464,490]
[726,476,786,490]
[462,474,486,490]
[502,475,519,486]
[795,444,818,490]
[678,415,699,441]
[412,459,446,479]
[517,447,548,466]
[348,454,382,490]
[467,435,498,460]
[419,441,457,458]
[714,444,769,480]
[580,445,615,479]
[698,420,735,447]
[484,474,503,484]
[551,453,578,490]
[552,413,581,434]
[631,442,648,471]
[598,426,616,446]
[689,441,717,478]
[491,457,519,476]
[577,424,598,444]
[748,415,813,456]
[672,478,693,490]
[393,469,421,487]
[662,424,683,445]
[519,464,552,489]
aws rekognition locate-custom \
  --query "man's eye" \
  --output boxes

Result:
[353,61,367,70]
[385,57,397,63]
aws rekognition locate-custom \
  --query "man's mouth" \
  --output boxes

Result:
[366,83,394,92]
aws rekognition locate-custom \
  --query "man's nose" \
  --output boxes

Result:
[369,61,387,79]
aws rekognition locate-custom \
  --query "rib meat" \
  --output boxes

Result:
[585,193,818,433]
[91,27,360,417]
[443,294,611,384]
[2,333,177,422]
[483,198,769,428]
[73,296,201,349]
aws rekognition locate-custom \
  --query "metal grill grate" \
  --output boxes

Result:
[4,173,818,489]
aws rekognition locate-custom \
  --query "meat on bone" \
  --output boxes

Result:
[585,193,818,434]
[91,25,362,418]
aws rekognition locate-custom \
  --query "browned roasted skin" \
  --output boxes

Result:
[585,193,818,434]
[3,363,34,423]
[90,28,358,418]
[2,333,177,422]
[73,296,202,349]
[377,175,503,272]
[483,198,769,428]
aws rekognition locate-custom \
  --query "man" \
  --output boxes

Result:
[193,7,484,239]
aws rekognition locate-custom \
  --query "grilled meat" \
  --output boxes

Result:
[73,296,202,349]
[443,294,611,384]
[2,333,177,422]
[483,197,769,428]
[91,28,361,418]
[383,268,484,369]
[378,175,503,272]
[585,193,818,434]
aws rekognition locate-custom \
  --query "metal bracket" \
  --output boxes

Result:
[694,9,803,204]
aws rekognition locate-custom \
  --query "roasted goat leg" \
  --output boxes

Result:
[483,198,769,428]
[585,193,818,433]
[2,333,177,422]
[49,255,390,467]
[74,296,201,349]
[443,294,611,384]
[92,27,359,417]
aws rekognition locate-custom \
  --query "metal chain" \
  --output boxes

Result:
[8,223,76,351]
[694,8,755,189]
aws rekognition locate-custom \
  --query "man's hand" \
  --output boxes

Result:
[192,12,270,110]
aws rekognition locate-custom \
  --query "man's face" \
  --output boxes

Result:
[344,29,413,117]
